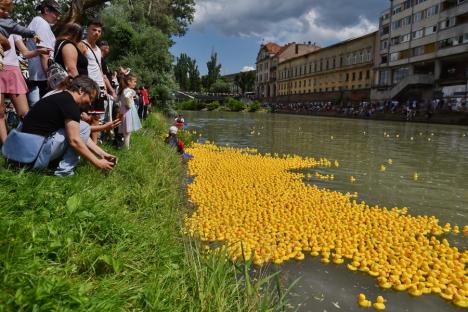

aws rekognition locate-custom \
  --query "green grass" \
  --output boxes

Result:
[0,113,288,312]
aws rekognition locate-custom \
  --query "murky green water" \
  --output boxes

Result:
[181,110,468,312]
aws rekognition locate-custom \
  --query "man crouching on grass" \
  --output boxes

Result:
[2,76,117,176]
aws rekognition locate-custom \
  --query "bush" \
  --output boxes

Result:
[225,97,246,112]
[207,101,220,111]
[249,101,261,112]
[176,99,205,111]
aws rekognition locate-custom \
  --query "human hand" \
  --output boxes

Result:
[95,158,114,171]
[103,154,118,165]
[36,47,50,55]
[104,119,122,131]
[33,35,41,44]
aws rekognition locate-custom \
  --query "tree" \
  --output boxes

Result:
[210,79,230,94]
[203,51,221,91]
[234,70,256,95]
[174,53,201,92]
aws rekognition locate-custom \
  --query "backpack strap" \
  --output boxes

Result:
[82,40,102,71]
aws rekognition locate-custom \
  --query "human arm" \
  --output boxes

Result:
[64,119,114,171]
[0,19,36,39]
[0,33,10,50]
[86,138,118,163]
[104,75,116,98]
[61,44,79,78]
[90,119,122,132]
[15,37,49,59]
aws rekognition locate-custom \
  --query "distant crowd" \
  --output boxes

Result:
[273,98,468,121]
[0,0,153,176]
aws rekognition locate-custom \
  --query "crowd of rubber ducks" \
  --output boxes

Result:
[184,143,467,309]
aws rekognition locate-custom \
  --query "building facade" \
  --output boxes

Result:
[373,0,468,101]
[255,42,320,99]
[276,32,378,104]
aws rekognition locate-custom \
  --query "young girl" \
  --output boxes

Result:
[117,73,141,149]
[0,0,41,41]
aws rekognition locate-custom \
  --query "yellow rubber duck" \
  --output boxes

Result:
[358,294,372,308]
[413,172,419,181]
[380,165,386,172]
[388,159,393,165]
[373,296,385,310]
[350,176,356,183]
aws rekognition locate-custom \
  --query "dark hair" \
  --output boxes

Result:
[98,40,109,47]
[87,20,103,29]
[118,73,137,96]
[67,76,99,98]
[57,23,83,44]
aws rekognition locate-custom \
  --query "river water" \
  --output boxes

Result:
[181,110,468,312]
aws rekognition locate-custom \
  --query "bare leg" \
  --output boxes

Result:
[0,94,6,143]
[9,94,29,118]
[123,132,131,149]
[90,115,100,143]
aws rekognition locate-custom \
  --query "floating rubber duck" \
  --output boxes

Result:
[410,136,414,141]
[358,293,372,308]
[388,159,393,165]
[428,138,432,142]
[413,172,419,181]
[373,296,386,310]
[452,225,460,234]
[334,160,340,168]
[330,136,334,140]
[380,164,386,172]
[350,176,356,183]
[396,134,400,138]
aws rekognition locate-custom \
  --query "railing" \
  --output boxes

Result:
[390,74,435,98]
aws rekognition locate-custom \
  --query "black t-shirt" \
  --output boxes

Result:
[55,39,89,76]
[22,91,81,136]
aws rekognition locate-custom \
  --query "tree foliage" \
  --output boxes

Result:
[234,70,256,95]
[203,52,221,91]
[174,53,201,92]
[210,79,230,94]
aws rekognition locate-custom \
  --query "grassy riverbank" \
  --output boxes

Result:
[0,114,285,311]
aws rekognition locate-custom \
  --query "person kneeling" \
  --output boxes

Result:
[164,126,192,159]
[2,76,116,176]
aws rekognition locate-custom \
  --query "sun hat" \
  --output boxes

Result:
[169,126,178,134]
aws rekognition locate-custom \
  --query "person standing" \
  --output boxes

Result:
[0,34,49,143]
[82,21,114,142]
[54,23,88,78]
[117,73,141,149]
[27,0,61,105]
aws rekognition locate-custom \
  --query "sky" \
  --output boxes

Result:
[170,0,389,75]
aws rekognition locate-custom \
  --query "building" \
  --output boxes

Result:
[276,32,378,104]
[372,0,468,102]
[255,42,320,99]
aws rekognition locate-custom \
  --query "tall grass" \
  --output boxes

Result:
[0,113,289,311]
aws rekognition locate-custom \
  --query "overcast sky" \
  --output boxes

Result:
[171,0,389,75]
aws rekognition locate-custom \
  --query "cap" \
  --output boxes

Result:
[169,126,178,134]
[36,0,61,13]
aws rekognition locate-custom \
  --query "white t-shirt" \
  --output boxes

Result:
[3,35,21,67]
[83,40,105,87]
[27,16,55,81]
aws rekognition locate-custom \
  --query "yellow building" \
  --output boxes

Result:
[277,32,378,103]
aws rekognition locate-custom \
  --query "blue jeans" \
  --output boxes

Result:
[34,121,91,176]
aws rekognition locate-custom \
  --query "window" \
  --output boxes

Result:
[393,67,410,84]
[366,70,370,80]
[426,5,439,18]
[379,70,390,85]
[439,17,456,30]
[425,25,437,36]
[402,33,411,43]
[390,52,400,61]
[464,33,468,43]
[359,71,363,80]
[352,72,356,81]
[412,29,424,39]
[346,73,349,81]
[381,54,388,64]
[402,16,412,26]
[332,58,336,68]
[415,0,427,5]
[380,39,389,50]
[412,46,425,56]
[392,5,402,15]
[403,0,412,10]
[413,11,423,23]
[392,20,402,30]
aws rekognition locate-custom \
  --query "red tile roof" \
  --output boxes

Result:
[263,42,282,54]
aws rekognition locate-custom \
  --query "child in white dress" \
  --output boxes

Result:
[117,73,141,149]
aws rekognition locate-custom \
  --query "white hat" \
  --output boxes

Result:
[169,126,178,134]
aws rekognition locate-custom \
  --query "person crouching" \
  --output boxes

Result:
[2,76,116,176]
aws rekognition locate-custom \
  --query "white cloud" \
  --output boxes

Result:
[192,0,382,45]
[241,66,255,72]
